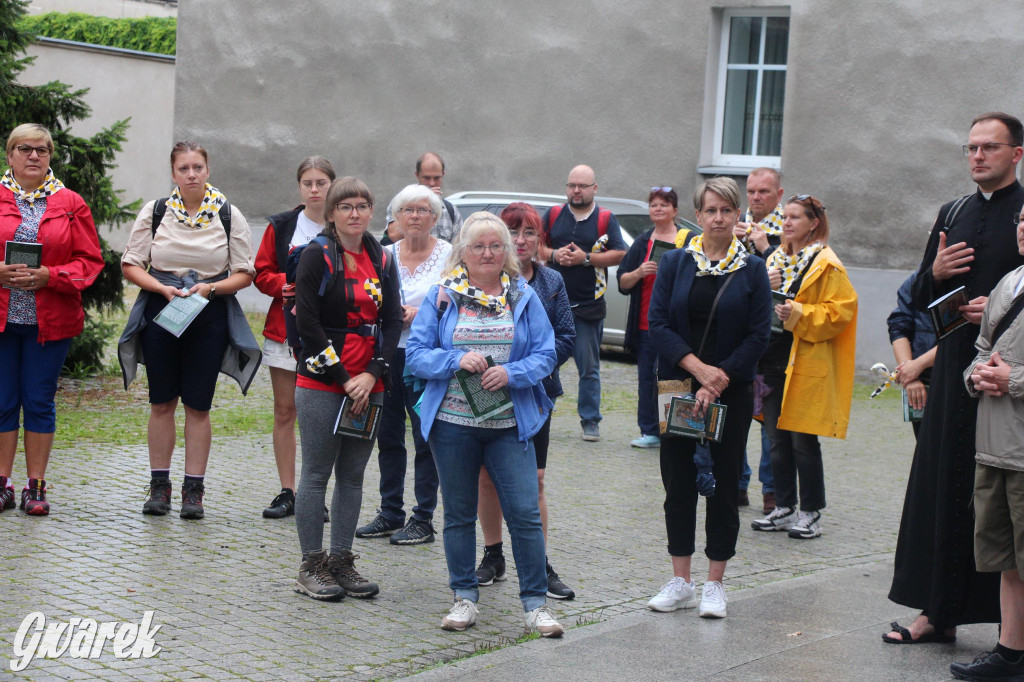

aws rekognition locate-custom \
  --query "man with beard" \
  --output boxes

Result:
[886,112,1024,645]
[540,165,626,441]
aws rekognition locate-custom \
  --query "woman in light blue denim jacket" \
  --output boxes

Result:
[405,211,561,638]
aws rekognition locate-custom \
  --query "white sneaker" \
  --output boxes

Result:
[751,506,796,531]
[647,576,697,612]
[698,580,727,619]
[525,604,564,638]
[441,597,479,631]
[788,510,822,539]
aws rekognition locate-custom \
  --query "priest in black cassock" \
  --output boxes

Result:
[886,112,1024,644]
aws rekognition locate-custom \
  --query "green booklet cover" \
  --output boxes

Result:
[666,395,727,442]
[4,240,42,289]
[334,393,384,440]
[647,239,676,265]
[902,389,924,422]
[770,290,795,334]
[152,291,209,338]
[454,355,513,422]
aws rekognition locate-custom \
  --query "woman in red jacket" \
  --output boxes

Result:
[254,156,336,518]
[0,123,103,515]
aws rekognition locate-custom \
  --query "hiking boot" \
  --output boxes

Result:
[263,489,295,519]
[355,511,402,538]
[751,506,796,531]
[788,510,822,539]
[0,477,15,512]
[648,576,698,612]
[327,549,379,598]
[951,649,1024,681]
[630,434,660,449]
[20,478,49,516]
[143,478,172,516]
[475,546,507,586]
[762,491,777,514]
[546,564,575,600]
[390,517,435,545]
[699,580,727,618]
[441,597,478,631]
[737,490,750,507]
[295,550,343,601]
[582,422,600,442]
[525,604,564,638]
[180,479,205,520]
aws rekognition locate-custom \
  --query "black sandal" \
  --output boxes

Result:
[882,621,956,644]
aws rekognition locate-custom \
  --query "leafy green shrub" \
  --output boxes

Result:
[18,11,175,55]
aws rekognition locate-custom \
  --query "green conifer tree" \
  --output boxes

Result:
[0,0,137,372]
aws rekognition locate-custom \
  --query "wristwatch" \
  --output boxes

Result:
[582,253,591,267]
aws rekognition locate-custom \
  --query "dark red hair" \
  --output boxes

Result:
[500,202,542,232]
[648,187,678,209]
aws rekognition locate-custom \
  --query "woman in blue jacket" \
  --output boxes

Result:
[406,211,563,638]
[645,177,771,619]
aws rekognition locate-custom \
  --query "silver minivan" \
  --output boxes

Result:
[446,191,701,351]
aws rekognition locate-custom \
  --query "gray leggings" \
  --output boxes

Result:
[295,387,375,556]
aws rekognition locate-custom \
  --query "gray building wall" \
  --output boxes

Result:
[174,0,1024,368]
[21,39,176,242]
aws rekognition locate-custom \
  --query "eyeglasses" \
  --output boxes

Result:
[566,183,596,191]
[399,207,435,217]
[509,229,539,241]
[963,142,1019,156]
[334,202,373,214]
[788,194,827,220]
[468,243,506,256]
[13,145,51,158]
[651,186,673,192]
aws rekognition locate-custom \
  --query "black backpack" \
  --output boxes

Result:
[151,198,232,237]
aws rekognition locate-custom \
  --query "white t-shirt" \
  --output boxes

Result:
[389,238,452,347]
[291,210,323,249]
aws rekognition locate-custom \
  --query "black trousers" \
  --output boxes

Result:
[660,382,753,562]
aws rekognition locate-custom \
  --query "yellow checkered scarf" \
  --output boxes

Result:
[686,235,748,276]
[741,204,784,253]
[592,233,610,299]
[440,263,511,312]
[1,168,64,204]
[166,183,227,229]
[767,243,823,294]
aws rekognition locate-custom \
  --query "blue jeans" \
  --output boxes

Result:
[635,330,658,436]
[0,324,71,433]
[573,314,603,425]
[739,425,775,493]
[375,348,438,523]
[428,420,547,612]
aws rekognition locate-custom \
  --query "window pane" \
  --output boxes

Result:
[757,70,786,156]
[727,16,761,64]
[722,70,757,155]
[764,17,789,65]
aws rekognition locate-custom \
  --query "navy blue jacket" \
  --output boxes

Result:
[648,248,771,383]
[529,265,575,399]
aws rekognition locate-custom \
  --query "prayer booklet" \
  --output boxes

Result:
[4,240,42,289]
[770,290,796,334]
[927,285,969,339]
[647,239,676,265]
[455,355,513,422]
[666,395,727,442]
[334,393,383,440]
[902,389,924,423]
[152,290,208,337]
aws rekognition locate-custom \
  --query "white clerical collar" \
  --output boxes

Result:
[981,191,994,200]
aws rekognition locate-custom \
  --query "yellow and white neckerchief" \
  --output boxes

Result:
[592,233,610,299]
[1,168,64,204]
[306,341,340,374]
[440,263,511,312]
[766,243,823,294]
[741,204,785,253]
[686,234,748,276]
[166,183,227,229]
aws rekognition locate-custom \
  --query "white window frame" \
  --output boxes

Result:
[710,8,790,170]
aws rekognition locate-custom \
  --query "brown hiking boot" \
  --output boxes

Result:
[143,478,172,516]
[180,479,205,520]
[295,550,343,601]
[327,549,379,599]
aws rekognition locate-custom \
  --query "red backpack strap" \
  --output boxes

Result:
[544,204,563,247]
[597,208,611,238]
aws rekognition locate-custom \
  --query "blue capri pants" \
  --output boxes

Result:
[0,323,72,433]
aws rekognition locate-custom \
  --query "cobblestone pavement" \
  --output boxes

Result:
[0,356,916,680]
